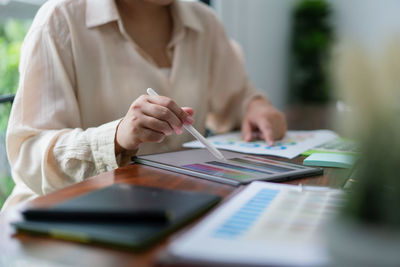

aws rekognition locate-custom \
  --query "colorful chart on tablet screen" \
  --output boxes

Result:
[182,163,255,180]
[181,153,310,182]
[183,130,338,159]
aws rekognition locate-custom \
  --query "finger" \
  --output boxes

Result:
[141,103,183,134]
[241,119,253,142]
[140,115,174,136]
[259,122,275,146]
[137,127,165,143]
[148,96,193,124]
[182,107,194,118]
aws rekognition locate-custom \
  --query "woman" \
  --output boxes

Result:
[3,0,286,209]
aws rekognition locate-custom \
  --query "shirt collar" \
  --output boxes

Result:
[170,1,203,33]
[86,0,119,28]
[85,0,204,33]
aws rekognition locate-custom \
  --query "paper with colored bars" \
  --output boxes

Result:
[183,130,338,159]
[166,181,343,266]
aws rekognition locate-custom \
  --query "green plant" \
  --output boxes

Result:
[290,0,333,103]
[0,175,15,208]
[0,20,30,129]
[334,37,400,230]
[0,19,30,208]
[342,113,400,229]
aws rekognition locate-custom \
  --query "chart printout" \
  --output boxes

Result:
[183,130,338,159]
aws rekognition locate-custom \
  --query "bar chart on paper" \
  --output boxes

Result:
[183,130,338,159]
[167,181,343,266]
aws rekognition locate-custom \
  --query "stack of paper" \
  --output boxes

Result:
[166,181,343,266]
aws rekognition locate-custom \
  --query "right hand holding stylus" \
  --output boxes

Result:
[115,95,194,154]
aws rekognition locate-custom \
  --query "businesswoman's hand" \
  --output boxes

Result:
[115,95,194,153]
[242,97,287,146]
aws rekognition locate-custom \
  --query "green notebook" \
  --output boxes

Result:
[302,138,359,156]
[13,184,221,251]
[303,153,357,169]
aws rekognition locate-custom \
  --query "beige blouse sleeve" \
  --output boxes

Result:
[206,13,265,134]
[6,13,127,196]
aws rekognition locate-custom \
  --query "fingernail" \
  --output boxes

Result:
[185,116,194,124]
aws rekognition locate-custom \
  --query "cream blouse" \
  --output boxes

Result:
[3,0,263,209]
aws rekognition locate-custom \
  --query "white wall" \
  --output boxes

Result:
[329,0,400,54]
[215,0,400,109]
[214,0,294,110]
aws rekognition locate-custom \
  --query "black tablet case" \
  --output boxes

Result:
[13,184,221,251]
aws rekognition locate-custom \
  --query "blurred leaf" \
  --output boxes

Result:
[0,175,15,209]
[342,114,400,229]
[3,19,30,42]
[0,20,30,130]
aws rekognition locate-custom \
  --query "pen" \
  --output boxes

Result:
[146,88,226,161]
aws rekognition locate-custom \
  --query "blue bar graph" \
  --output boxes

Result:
[213,188,279,239]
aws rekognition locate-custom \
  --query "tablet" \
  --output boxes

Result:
[14,184,221,250]
[134,149,323,186]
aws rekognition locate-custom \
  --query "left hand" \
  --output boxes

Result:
[241,97,287,146]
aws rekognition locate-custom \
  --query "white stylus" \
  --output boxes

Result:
[147,88,226,161]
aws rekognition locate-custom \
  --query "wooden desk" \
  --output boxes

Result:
[0,157,350,267]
